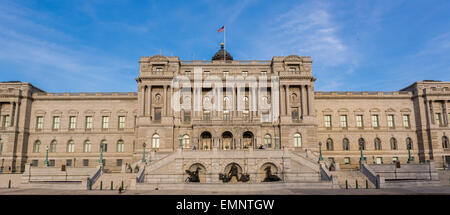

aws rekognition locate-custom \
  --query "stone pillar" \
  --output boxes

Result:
[280,85,285,116]
[139,86,145,116]
[286,85,290,116]
[169,85,173,116]
[443,100,448,126]
[301,85,307,118]
[13,101,19,127]
[163,85,167,116]
[307,85,313,116]
[148,85,152,118]
[233,85,237,117]
[429,100,434,124]
[9,102,14,127]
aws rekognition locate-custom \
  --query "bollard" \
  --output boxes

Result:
[8,180,11,189]
[375,178,379,189]
[121,181,124,190]
[100,181,103,190]
[111,181,113,190]
[345,180,348,189]
[366,180,368,189]
[355,180,358,189]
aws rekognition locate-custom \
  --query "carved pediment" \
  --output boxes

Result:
[51,110,63,115]
[149,55,169,62]
[369,108,381,112]
[284,55,302,62]
[338,108,349,112]
[322,108,333,112]
[353,108,364,113]
[385,108,396,112]
[400,108,412,112]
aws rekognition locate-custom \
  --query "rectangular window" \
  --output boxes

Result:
[340,115,348,128]
[69,116,76,129]
[242,110,249,121]
[203,111,211,121]
[403,114,410,128]
[154,108,162,121]
[324,115,332,128]
[344,157,351,164]
[376,157,383,164]
[31,160,38,167]
[83,159,89,167]
[36,116,43,130]
[435,113,442,125]
[387,114,395,128]
[66,159,72,167]
[102,116,109,129]
[3,115,10,127]
[292,108,299,120]
[372,115,379,128]
[49,159,55,167]
[356,115,363,128]
[242,71,248,76]
[262,112,270,122]
[328,157,334,163]
[118,116,126,129]
[85,116,93,129]
[116,159,123,167]
[392,157,398,163]
[223,110,230,121]
[52,116,60,129]
[184,111,191,122]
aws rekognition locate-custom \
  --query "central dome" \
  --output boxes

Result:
[212,43,233,61]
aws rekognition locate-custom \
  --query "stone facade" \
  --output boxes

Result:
[1,46,450,178]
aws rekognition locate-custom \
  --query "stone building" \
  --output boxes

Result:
[0,44,449,181]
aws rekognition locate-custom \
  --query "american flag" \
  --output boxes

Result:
[217,25,224,33]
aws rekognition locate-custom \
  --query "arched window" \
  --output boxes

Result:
[33,140,41,153]
[152,134,160,148]
[182,135,190,149]
[358,138,366,150]
[50,140,57,153]
[294,133,302,147]
[264,134,272,148]
[390,137,398,150]
[117,140,124,152]
[326,138,334,151]
[0,139,3,153]
[67,140,75,153]
[342,138,350,151]
[100,140,108,152]
[406,137,413,150]
[374,138,382,150]
[83,140,91,152]
[442,136,449,149]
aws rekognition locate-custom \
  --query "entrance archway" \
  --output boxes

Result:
[243,131,254,149]
[201,131,212,150]
[222,131,233,150]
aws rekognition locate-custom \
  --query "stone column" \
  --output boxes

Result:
[9,101,14,127]
[429,100,434,124]
[286,85,290,116]
[280,85,285,116]
[13,101,19,127]
[233,85,237,117]
[139,86,145,116]
[169,85,173,116]
[307,85,313,116]
[148,85,152,118]
[163,85,167,116]
[301,85,307,118]
[443,100,448,126]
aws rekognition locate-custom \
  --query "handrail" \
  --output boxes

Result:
[87,166,103,189]
[136,166,146,183]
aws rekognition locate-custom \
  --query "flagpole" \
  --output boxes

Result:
[224,25,226,61]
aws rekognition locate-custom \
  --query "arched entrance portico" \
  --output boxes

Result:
[222,131,233,150]
[200,131,212,150]
[243,131,254,149]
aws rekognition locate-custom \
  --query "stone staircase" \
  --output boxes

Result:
[331,170,376,189]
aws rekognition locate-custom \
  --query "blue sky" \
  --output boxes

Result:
[1,0,450,92]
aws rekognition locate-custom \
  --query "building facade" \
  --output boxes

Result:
[1,45,449,174]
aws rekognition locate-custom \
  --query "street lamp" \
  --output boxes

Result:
[44,146,49,166]
[99,143,104,165]
[407,142,413,163]
[318,141,323,163]
[274,135,280,150]
[178,135,183,148]
[359,140,365,163]
[142,143,146,163]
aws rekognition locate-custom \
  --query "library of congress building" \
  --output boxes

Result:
[0,44,449,177]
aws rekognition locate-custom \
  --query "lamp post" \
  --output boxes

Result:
[142,143,146,163]
[44,146,49,166]
[274,135,279,150]
[178,135,183,149]
[359,141,364,163]
[99,143,104,165]
[407,142,413,163]
[318,141,323,163]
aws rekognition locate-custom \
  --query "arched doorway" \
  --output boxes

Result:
[185,163,207,183]
[243,131,254,150]
[222,131,233,150]
[201,131,212,150]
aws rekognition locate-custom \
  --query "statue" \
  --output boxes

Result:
[185,167,201,183]
[219,163,250,183]
[263,166,281,182]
